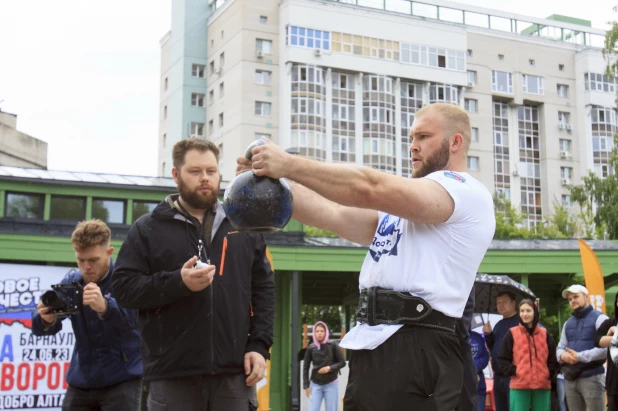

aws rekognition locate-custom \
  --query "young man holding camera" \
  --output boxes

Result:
[31,219,143,411]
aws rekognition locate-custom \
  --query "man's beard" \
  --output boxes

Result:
[177,175,219,210]
[411,137,450,178]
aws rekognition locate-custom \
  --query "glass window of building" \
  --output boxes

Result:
[132,201,159,223]
[467,156,479,170]
[4,192,44,219]
[492,71,513,94]
[522,75,544,95]
[92,199,126,224]
[50,195,86,221]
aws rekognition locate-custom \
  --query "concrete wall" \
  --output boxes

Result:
[0,114,47,169]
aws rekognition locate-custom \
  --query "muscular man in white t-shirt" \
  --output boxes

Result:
[238,103,496,411]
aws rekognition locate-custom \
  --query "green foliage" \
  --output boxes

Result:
[301,305,343,334]
[493,193,580,239]
[538,303,572,343]
[304,226,338,237]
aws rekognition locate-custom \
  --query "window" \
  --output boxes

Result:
[50,195,85,221]
[255,70,272,85]
[221,30,224,39]
[164,77,168,91]
[4,192,43,219]
[498,54,504,60]
[260,15,267,24]
[467,71,477,86]
[559,139,572,153]
[219,52,225,68]
[492,71,513,94]
[208,120,214,135]
[255,133,271,140]
[465,99,478,112]
[255,101,272,116]
[219,113,224,127]
[560,167,573,181]
[429,83,459,104]
[256,39,272,54]
[522,75,544,95]
[209,61,215,76]
[529,59,535,66]
[467,156,480,170]
[471,127,479,142]
[559,64,564,71]
[163,133,166,147]
[586,72,616,93]
[209,90,214,105]
[557,84,569,97]
[192,64,205,78]
[211,39,214,47]
[561,195,572,208]
[558,111,570,126]
[467,49,472,57]
[191,93,205,107]
[219,82,224,98]
[92,199,125,224]
[164,105,167,119]
[287,26,331,51]
[132,201,158,223]
[191,122,204,137]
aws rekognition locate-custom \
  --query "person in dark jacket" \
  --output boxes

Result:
[303,321,346,411]
[32,220,142,411]
[596,292,618,411]
[498,299,559,411]
[557,284,608,411]
[112,138,275,411]
[482,291,520,411]
[470,330,489,411]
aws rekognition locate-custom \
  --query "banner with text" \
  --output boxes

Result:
[0,264,75,411]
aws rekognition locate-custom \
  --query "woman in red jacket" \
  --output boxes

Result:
[498,299,559,411]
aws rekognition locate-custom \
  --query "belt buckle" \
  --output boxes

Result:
[366,287,379,326]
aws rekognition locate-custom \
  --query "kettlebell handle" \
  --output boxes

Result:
[244,139,268,161]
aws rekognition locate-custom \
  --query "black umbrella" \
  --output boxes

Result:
[474,273,536,316]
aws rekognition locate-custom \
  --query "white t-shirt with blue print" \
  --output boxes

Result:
[340,170,495,350]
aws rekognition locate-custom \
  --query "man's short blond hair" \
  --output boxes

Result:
[415,103,472,152]
[71,220,111,251]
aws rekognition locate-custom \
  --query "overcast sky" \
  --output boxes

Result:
[0,0,614,177]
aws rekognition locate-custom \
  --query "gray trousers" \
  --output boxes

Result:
[147,373,257,411]
[565,374,605,411]
[62,378,141,411]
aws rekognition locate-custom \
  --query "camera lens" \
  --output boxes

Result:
[41,290,66,311]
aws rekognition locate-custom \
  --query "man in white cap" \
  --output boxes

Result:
[556,284,608,411]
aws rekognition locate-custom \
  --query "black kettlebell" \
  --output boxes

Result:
[222,140,294,233]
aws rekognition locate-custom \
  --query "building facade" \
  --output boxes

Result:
[158,0,609,228]
[0,111,48,169]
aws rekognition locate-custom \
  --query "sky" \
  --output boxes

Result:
[0,0,614,177]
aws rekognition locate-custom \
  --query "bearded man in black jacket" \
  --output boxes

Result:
[112,138,275,411]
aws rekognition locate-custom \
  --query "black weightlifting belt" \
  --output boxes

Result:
[356,287,456,333]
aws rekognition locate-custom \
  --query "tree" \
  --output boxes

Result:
[301,305,343,335]
[493,193,580,239]
[569,11,618,239]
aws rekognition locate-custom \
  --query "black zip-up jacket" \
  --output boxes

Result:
[112,196,275,381]
[302,342,346,388]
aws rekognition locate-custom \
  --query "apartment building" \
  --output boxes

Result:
[158,0,608,227]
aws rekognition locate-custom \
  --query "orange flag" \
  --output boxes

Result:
[578,239,606,313]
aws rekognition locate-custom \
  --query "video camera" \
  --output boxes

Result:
[41,282,83,317]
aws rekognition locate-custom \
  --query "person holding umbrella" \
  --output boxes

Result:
[498,299,559,411]
[482,291,520,411]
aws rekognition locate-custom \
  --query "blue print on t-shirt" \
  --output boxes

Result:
[369,214,402,262]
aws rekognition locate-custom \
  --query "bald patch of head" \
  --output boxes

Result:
[413,103,472,153]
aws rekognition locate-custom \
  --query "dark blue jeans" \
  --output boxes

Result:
[492,374,511,411]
